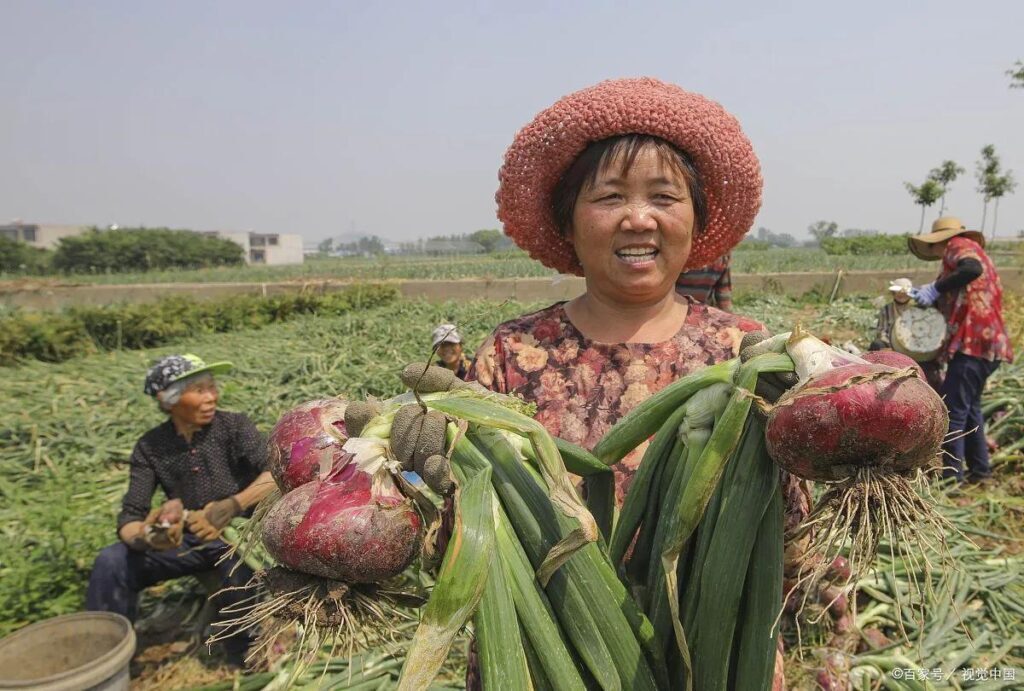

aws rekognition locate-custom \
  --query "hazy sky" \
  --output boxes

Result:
[2,1,1022,243]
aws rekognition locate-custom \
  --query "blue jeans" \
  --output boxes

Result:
[940,353,999,481]
[86,535,255,658]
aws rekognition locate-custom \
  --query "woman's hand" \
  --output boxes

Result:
[908,282,939,307]
[187,497,241,542]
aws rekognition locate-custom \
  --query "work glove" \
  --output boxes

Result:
[345,400,382,437]
[908,282,939,307]
[739,330,800,404]
[420,454,455,496]
[142,499,184,551]
[400,362,471,393]
[187,496,241,542]
[390,403,447,473]
[143,524,182,551]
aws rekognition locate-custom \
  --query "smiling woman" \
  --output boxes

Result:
[476,77,769,456]
[467,77,807,690]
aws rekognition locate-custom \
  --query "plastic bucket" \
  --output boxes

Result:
[0,613,135,691]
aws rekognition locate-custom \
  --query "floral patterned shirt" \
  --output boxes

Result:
[469,299,809,691]
[470,300,764,498]
[938,237,1014,364]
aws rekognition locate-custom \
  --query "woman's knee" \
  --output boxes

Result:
[92,542,130,577]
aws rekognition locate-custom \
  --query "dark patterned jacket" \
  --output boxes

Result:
[117,411,267,530]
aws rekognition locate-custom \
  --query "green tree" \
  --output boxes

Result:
[0,237,52,274]
[975,145,1003,235]
[468,229,504,253]
[928,160,965,215]
[904,179,943,232]
[807,220,838,244]
[51,228,244,273]
[1008,60,1024,88]
[985,171,1017,239]
[357,236,385,254]
[317,237,334,254]
[751,227,797,248]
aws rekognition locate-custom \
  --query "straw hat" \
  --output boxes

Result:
[908,216,985,261]
[496,77,762,276]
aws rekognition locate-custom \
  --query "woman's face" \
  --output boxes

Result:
[171,377,219,427]
[568,144,695,304]
[437,342,463,367]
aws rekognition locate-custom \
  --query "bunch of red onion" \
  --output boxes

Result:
[765,328,951,619]
[263,399,422,584]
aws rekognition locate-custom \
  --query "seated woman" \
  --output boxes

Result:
[431,323,472,380]
[869,277,913,351]
[870,277,945,393]
[470,77,811,689]
[86,354,276,666]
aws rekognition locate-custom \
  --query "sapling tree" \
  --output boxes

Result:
[975,145,1015,238]
[1008,60,1024,89]
[904,179,943,231]
[986,171,1017,239]
[928,160,965,215]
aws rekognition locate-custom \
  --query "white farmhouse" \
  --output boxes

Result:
[204,231,304,265]
[0,222,88,249]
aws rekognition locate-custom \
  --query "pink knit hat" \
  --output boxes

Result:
[496,77,763,275]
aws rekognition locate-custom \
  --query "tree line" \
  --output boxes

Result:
[1,227,245,275]
[315,229,507,256]
[740,224,906,255]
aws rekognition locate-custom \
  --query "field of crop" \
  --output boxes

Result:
[2,292,1022,689]
[3,247,1020,287]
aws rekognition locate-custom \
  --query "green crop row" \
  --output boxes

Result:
[0,284,398,366]
[819,234,910,255]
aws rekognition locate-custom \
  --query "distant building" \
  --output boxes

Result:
[204,231,304,265]
[0,222,88,249]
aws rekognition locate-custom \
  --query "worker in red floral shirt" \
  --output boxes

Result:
[908,216,1014,484]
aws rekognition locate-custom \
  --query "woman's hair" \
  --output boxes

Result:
[156,373,213,413]
[551,134,707,238]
